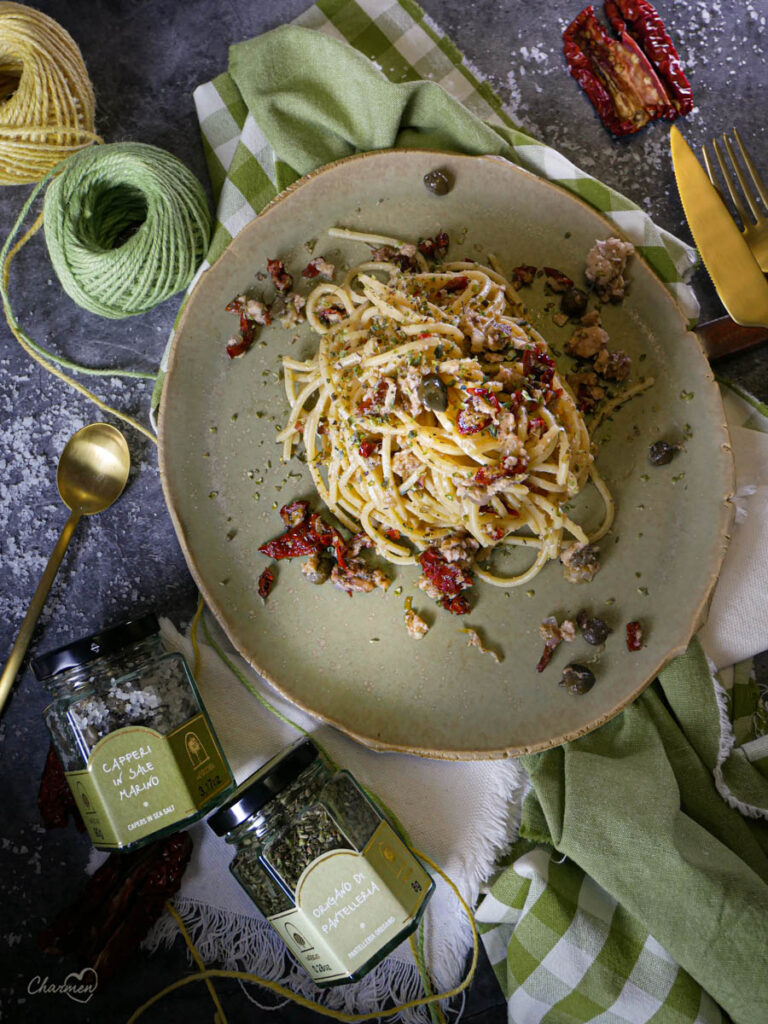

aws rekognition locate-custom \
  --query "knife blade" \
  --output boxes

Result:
[695,315,768,360]
[670,125,768,328]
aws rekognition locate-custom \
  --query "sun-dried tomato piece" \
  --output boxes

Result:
[522,348,556,387]
[440,276,469,295]
[512,264,537,287]
[317,304,346,327]
[258,567,275,601]
[543,267,574,293]
[440,593,471,615]
[418,548,473,599]
[626,620,643,651]
[358,437,381,458]
[418,231,450,262]
[267,258,293,293]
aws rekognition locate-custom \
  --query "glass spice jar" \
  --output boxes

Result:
[33,613,234,852]
[208,738,434,987]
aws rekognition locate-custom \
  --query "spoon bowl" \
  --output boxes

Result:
[0,423,131,716]
[57,422,131,514]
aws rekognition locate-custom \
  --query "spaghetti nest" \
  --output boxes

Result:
[278,229,613,588]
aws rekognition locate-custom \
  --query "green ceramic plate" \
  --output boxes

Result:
[158,150,733,759]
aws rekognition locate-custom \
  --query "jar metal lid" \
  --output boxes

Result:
[208,738,319,836]
[31,613,160,680]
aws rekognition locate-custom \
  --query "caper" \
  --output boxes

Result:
[560,663,595,696]
[648,440,678,466]
[423,169,452,196]
[577,613,611,646]
[419,374,448,411]
[561,286,588,318]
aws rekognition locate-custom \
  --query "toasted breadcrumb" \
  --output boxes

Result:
[461,627,502,663]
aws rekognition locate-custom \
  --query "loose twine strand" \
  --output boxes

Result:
[0,1,100,184]
[0,140,212,440]
[147,597,476,1024]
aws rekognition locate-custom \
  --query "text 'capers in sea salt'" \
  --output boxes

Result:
[419,373,448,411]
[423,169,452,195]
[560,663,595,696]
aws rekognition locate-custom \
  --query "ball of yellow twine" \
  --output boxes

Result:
[0,1,99,184]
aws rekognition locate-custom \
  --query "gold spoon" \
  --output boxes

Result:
[0,423,131,716]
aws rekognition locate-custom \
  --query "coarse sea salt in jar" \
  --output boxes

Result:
[208,738,434,987]
[34,614,234,852]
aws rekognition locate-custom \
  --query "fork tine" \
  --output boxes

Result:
[734,127,768,209]
[701,145,725,202]
[722,134,762,223]
[713,138,751,226]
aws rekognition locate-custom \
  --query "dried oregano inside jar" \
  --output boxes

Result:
[208,738,434,987]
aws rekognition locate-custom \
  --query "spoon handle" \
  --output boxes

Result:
[0,509,82,717]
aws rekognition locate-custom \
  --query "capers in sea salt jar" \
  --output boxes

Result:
[34,614,234,851]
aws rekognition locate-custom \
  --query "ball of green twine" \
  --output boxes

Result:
[43,142,212,319]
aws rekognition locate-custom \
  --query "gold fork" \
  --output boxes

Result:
[702,128,768,273]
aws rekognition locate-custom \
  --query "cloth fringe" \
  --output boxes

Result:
[143,897,465,1023]
[708,656,768,821]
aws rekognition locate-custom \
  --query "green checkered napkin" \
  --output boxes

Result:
[155,3,768,1020]
[478,637,768,1024]
[152,0,700,412]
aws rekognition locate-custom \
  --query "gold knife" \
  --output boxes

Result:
[670,125,768,328]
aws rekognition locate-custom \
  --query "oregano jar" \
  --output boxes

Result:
[208,738,434,986]
[34,614,234,852]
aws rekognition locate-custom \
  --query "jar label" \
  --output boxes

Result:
[65,713,232,849]
[268,821,431,983]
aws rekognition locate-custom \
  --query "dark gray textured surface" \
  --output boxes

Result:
[1,1,767,1021]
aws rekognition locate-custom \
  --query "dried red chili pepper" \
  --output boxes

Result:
[604,0,693,115]
[258,566,275,601]
[39,832,192,981]
[38,744,85,832]
[563,5,678,136]
[626,620,644,651]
